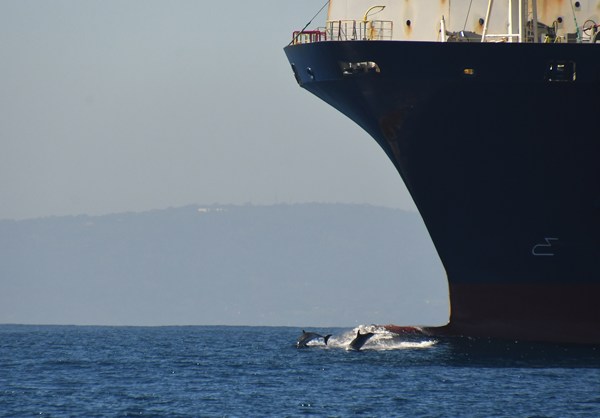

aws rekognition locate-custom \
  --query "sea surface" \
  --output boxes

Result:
[1,325,600,417]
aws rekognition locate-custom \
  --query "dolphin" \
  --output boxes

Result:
[348,330,375,351]
[296,330,332,348]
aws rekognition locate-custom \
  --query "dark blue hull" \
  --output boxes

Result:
[284,41,600,343]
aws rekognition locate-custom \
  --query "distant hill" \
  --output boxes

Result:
[0,204,448,327]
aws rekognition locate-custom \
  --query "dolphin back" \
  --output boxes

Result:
[348,331,375,351]
[296,331,312,348]
[296,331,331,348]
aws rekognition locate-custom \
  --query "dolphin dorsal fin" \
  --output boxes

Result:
[357,330,361,337]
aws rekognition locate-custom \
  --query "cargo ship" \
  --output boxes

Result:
[284,0,600,344]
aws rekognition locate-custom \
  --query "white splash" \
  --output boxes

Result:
[326,325,437,351]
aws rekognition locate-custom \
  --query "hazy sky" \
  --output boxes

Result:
[0,0,416,220]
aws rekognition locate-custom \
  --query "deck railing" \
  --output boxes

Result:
[292,20,393,44]
[326,20,393,41]
[292,30,327,45]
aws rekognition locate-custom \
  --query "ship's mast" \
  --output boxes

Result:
[531,0,538,42]
[481,0,493,41]
[481,0,538,43]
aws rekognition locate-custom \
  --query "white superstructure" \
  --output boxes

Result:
[322,0,600,42]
